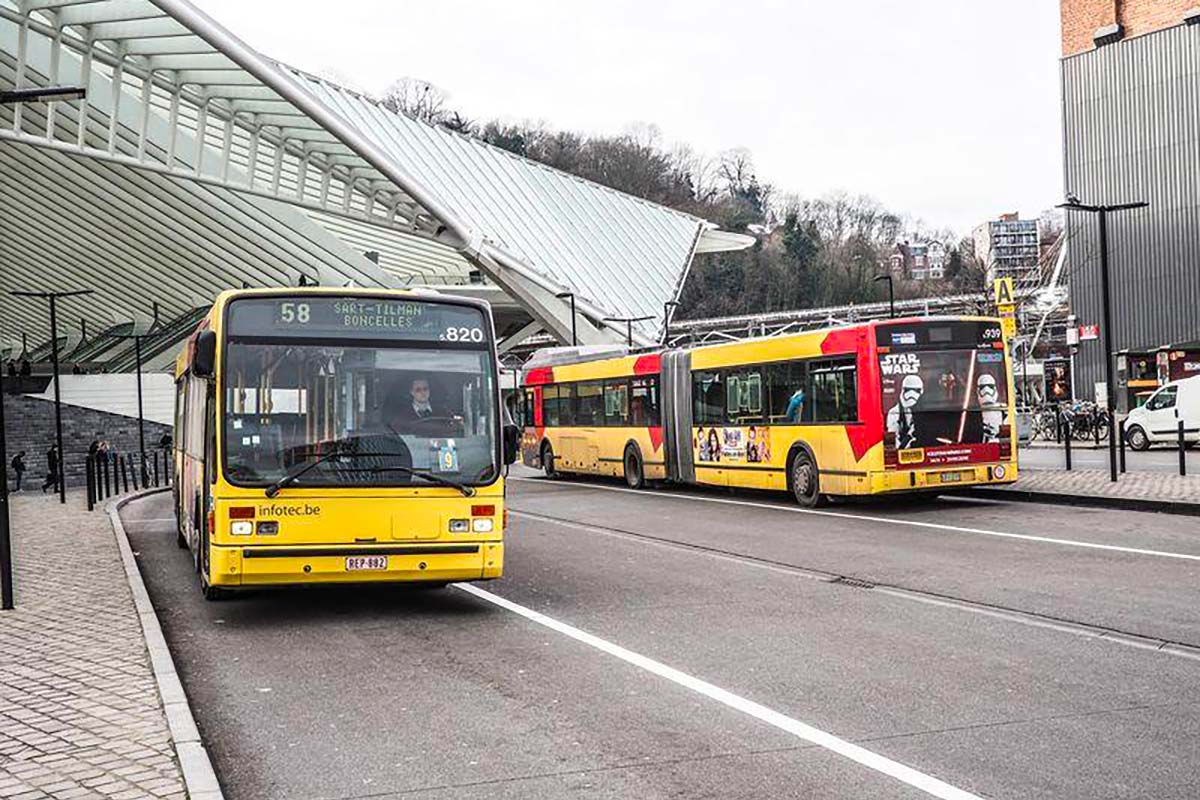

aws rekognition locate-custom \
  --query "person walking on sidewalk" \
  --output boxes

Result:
[10,451,26,492]
[41,444,60,493]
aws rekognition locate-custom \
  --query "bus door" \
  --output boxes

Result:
[565,381,602,472]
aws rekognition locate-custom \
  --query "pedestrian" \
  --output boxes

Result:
[5,360,15,377]
[41,444,60,493]
[19,358,31,377]
[10,451,26,492]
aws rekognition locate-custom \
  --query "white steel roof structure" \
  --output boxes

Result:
[0,0,751,356]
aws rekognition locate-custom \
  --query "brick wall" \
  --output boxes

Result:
[1062,0,1195,56]
[3,395,171,489]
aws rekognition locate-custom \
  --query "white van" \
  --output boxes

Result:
[1124,375,1200,450]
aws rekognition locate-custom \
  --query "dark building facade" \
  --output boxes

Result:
[1060,2,1200,400]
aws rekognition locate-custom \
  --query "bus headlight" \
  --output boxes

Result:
[449,519,470,533]
[993,464,1006,480]
[230,520,253,536]
[472,518,494,533]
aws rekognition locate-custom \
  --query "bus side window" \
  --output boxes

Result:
[766,361,808,423]
[807,359,858,423]
[576,381,604,426]
[604,381,629,427]
[543,385,561,426]
[523,389,537,427]
[693,371,725,425]
[631,377,659,426]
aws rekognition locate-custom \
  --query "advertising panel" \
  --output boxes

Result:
[880,348,1008,468]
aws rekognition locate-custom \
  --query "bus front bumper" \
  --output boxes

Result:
[208,542,504,588]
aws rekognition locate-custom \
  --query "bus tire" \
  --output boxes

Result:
[1126,424,1151,451]
[788,448,824,508]
[199,527,228,601]
[541,442,558,478]
[623,444,645,490]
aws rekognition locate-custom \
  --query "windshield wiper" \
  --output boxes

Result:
[265,449,474,498]
[343,466,476,497]
[264,446,346,498]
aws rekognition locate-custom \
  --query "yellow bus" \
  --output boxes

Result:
[174,288,520,600]
[520,317,1017,506]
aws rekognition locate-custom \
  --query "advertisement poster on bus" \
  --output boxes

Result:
[879,349,1008,467]
[695,426,773,464]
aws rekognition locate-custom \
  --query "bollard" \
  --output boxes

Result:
[1064,421,1073,471]
[1055,410,1062,444]
[153,452,160,487]
[1118,418,1127,474]
[102,459,110,499]
[120,456,128,494]
[1094,411,1102,446]
[1181,420,1188,477]
[86,456,95,512]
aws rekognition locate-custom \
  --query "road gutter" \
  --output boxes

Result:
[957,487,1200,517]
[109,488,225,800]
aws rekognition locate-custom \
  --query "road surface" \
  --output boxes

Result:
[122,471,1200,799]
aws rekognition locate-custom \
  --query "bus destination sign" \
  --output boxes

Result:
[228,297,488,344]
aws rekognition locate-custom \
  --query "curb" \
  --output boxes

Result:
[108,489,225,800]
[958,486,1200,517]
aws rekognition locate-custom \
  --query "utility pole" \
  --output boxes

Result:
[11,290,96,504]
[603,316,655,348]
[662,301,679,345]
[555,292,577,346]
[1057,196,1149,483]
[1,85,88,607]
[873,274,895,318]
[109,330,170,486]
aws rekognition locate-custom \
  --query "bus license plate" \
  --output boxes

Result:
[939,471,962,483]
[345,555,388,571]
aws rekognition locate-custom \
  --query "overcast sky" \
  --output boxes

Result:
[196,0,1064,236]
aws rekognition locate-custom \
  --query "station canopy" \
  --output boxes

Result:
[0,0,751,362]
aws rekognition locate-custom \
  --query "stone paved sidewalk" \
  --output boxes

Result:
[982,468,1200,509]
[0,492,186,800]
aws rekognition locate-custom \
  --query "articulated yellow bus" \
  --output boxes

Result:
[521,317,1017,506]
[174,288,520,600]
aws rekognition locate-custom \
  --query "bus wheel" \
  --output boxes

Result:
[790,450,824,508]
[541,443,558,478]
[199,528,227,601]
[1126,424,1151,451]
[623,446,645,490]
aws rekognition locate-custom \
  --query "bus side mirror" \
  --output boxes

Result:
[193,331,217,378]
[503,424,521,465]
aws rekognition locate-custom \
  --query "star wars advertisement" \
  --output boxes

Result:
[694,425,773,464]
[880,349,1009,468]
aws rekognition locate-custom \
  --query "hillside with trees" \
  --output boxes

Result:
[379,79,990,320]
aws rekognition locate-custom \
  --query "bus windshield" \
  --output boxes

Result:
[221,297,498,488]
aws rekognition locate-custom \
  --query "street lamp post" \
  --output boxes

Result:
[603,316,655,348]
[554,292,577,346]
[873,274,895,318]
[662,301,679,345]
[11,290,95,504]
[1,85,88,607]
[109,331,170,486]
[1057,196,1149,483]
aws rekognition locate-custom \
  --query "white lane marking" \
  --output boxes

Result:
[510,477,1200,563]
[456,582,983,800]
[512,510,1200,658]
